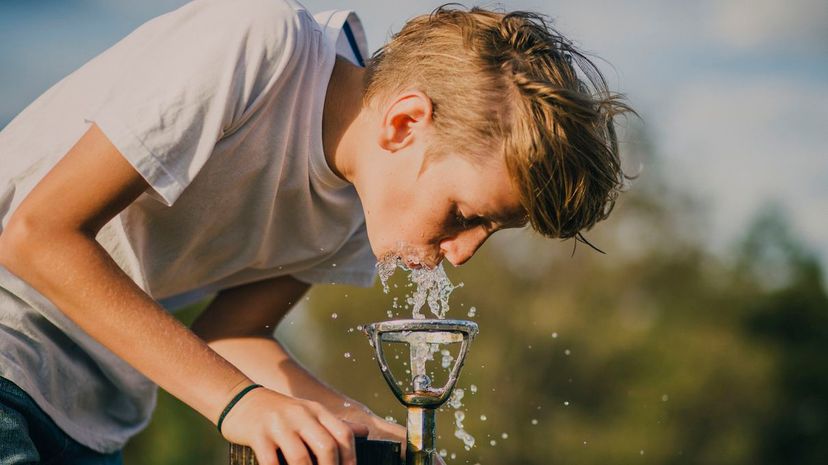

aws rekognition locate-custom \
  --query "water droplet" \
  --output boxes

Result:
[564,349,571,356]
[344,352,351,358]
[480,414,487,421]
[343,402,351,407]
[470,384,478,394]
[551,332,558,338]
[563,401,570,406]
[489,440,497,446]
[332,263,337,267]
[450,453,456,459]
[439,449,447,457]
[467,306,477,317]
[640,450,645,455]
[384,415,397,423]
[661,394,669,402]
[501,432,508,439]
[331,313,338,319]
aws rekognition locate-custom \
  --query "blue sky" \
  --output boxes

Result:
[2,0,826,268]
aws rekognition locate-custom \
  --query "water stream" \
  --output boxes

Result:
[377,254,477,452]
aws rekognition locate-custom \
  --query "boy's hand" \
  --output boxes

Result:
[220,387,369,465]
[337,400,405,444]
[338,402,446,465]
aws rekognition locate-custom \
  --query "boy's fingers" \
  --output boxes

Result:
[299,423,340,465]
[277,433,314,465]
[251,439,279,465]
[316,414,358,465]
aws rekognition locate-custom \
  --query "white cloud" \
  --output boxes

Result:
[704,0,828,52]
[659,74,828,261]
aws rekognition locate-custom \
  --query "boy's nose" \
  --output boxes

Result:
[440,228,490,266]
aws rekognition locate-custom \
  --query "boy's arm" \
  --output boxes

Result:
[0,124,364,465]
[191,276,406,444]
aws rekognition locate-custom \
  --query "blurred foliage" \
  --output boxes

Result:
[124,131,827,464]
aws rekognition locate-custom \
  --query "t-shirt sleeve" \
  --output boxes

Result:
[292,222,377,288]
[88,0,312,206]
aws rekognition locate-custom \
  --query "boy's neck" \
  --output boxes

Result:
[322,56,367,184]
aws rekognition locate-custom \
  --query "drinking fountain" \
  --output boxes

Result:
[364,319,478,465]
[229,318,478,465]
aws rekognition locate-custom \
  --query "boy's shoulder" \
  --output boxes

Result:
[188,0,315,29]
[162,0,321,68]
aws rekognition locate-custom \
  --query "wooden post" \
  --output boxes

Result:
[229,437,402,465]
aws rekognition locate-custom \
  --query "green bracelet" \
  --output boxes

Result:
[217,384,263,434]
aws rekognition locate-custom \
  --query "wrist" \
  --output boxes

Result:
[217,383,263,434]
[212,376,257,425]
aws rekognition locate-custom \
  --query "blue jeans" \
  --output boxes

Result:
[0,377,123,465]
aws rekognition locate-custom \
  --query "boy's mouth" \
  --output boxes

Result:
[378,247,440,271]
[404,259,425,270]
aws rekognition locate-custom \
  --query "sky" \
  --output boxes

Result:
[1,0,826,268]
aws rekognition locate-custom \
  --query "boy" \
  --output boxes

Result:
[0,0,632,464]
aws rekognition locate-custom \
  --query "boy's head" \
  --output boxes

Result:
[347,5,634,268]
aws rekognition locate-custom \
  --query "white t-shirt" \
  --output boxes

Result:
[0,0,374,452]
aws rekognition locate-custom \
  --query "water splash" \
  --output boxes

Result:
[376,253,461,319]
[440,349,454,369]
[448,387,464,409]
[447,389,476,451]
[407,333,441,377]
[454,410,475,450]
[376,250,476,453]
[377,255,399,294]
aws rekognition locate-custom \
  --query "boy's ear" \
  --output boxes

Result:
[378,90,433,153]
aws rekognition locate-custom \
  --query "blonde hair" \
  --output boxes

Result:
[364,5,636,243]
